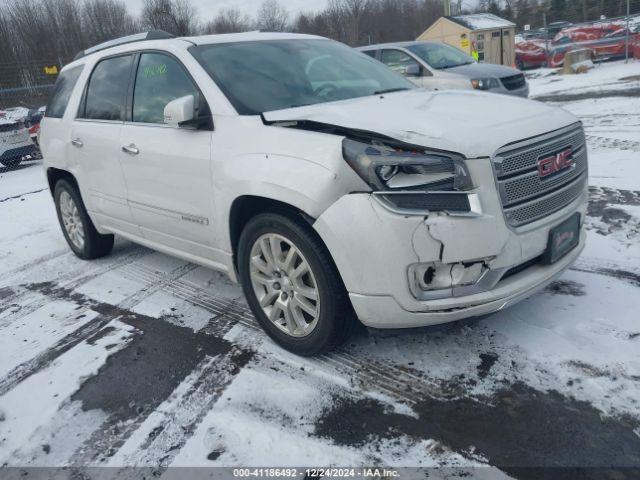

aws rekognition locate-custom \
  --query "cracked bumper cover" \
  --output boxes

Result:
[313,158,588,329]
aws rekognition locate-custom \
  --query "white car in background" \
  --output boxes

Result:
[359,41,529,97]
[41,31,586,355]
[0,116,39,168]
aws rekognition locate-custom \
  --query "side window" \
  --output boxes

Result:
[82,55,133,121]
[132,53,199,124]
[380,49,419,73]
[46,66,83,119]
[362,50,377,59]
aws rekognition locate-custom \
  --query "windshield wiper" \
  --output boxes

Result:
[439,62,473,69]
[373,87,410,95]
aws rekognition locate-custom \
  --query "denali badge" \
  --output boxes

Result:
[537,148,573,178]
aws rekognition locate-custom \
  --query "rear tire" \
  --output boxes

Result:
[54,179,114,260]
[238,212,356,356]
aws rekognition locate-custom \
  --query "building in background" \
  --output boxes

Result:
[418,13,516,66]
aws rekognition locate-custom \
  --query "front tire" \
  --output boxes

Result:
[54,179,114,260]
[238,213,355,356]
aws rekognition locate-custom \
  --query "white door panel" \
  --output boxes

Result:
[71,121,136,231]
[120,124,215,251]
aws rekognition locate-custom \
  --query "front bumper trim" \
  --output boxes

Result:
[351,230,585,329]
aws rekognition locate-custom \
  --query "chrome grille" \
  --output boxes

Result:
[504,175,587,227]
[500,73,526,91]
[493,124,588,227]
[496,127,585,177]
[501,146,587,206]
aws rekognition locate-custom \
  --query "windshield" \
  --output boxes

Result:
[190,39,414,115]
[406,43,475,70]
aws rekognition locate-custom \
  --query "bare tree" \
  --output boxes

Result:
[256,0,290,32]
[324,0,350,42]
[141,0,198,36]
[83,0,138,45]
[203,8,253,34]
[342,0,368,44]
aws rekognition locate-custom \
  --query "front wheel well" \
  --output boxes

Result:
[229,196,315,269]
[47,167,78,196]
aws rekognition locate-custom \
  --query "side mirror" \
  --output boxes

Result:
[164,95,195,127]
[401,63,421,77]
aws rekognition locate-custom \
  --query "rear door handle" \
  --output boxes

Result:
[71,138,83,148]
[122,144,139,155]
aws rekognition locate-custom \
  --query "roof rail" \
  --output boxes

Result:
[74,30,175,61]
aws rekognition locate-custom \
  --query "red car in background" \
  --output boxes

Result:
[515,38,548,69]
[549,24,636,67]
[516,22,639,69]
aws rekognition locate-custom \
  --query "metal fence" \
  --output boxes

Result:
[0,58,71,110]
[0,59,60,173]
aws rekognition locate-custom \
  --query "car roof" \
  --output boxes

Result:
[63,31,329,72]
[358,41,440,50]
[184,31,326,45]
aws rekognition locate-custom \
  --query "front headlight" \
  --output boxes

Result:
[470,77,500,90]
[342,138,476,214]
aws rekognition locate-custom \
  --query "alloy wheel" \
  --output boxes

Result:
[59,190,85,251]
[249,233,320,338]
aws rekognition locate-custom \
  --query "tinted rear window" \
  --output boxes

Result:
[81,55,133,121]
[46,66,83,119]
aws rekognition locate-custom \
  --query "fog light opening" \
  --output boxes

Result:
[423,267,435,285]
[413,261,488,293]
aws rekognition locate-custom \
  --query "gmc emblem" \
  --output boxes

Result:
[538,148,574,178]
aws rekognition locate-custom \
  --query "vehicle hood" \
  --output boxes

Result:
[263,89,579,158]
[431,68,468,80]
[446,62,523,79]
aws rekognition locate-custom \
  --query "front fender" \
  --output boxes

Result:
[214,149,366,252]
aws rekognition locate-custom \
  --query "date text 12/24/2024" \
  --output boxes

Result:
[232,468,400,478]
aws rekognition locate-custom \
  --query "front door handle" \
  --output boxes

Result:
[122,144,139,155]
[71,138,83,148]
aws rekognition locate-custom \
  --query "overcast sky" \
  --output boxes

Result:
[125,0,330,20]
[0,0,480,22]
[124,0,480,20]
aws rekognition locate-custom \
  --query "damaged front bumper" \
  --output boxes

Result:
[313,156,588,329]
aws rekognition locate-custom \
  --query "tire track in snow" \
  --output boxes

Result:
[0,188,47,203]
[572,257,640,288]
[65,304,251,466]
[101,347,252,468]
[589,186,640,207]
[0,261,197,397]
[121,263,446,405]
[0,246,149,326]
[0,260,252,467]
[586,134,640,151]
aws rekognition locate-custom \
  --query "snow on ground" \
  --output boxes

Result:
[527,58,640,99]
[0,67,639,476]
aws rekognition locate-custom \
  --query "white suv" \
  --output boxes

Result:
[41,31,588,355]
